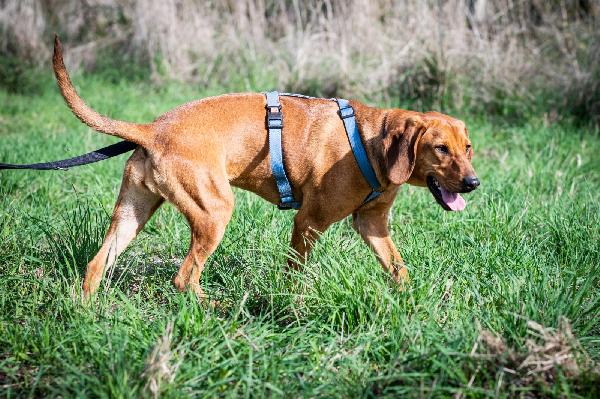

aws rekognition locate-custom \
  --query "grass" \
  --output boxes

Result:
[0,75,599,398]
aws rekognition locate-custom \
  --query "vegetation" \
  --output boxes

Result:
[0,70,599,397]
[1,1,599,124]
[1,1,599,396]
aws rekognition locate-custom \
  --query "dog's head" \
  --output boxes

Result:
[383,110,479,211]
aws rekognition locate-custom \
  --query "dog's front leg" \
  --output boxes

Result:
[287,209,334,271]
[352,207,409,286]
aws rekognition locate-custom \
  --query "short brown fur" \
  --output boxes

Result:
[51,37,478,299]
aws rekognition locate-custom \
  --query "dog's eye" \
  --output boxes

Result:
[435,145,449,154]
[466,144,472,154]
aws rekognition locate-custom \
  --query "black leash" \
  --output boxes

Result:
[0,140,137,171]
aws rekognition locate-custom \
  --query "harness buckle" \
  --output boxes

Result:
[278,195,300,210]
[278,202,300,210]
[267,111,283,129]
[337,107,355,119]
[362,189,383,205]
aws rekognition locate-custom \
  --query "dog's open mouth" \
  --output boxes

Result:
[426,176,466,211]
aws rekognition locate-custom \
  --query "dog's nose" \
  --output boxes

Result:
[463,175,480,190]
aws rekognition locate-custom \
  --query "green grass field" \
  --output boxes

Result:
[0,77,599,398]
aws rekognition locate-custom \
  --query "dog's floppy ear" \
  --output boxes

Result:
[383,114,427,185]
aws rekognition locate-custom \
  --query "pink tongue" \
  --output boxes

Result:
[441,187,466,211]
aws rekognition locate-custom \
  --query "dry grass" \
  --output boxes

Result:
[142,322,182,398]
[1,1,598,119]
[477,317,599,392]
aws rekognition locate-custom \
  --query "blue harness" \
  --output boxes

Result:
[265,91,383,210]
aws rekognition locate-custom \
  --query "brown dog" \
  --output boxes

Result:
[51,37,479,299]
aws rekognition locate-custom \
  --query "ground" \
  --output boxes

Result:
[0,77,599,397]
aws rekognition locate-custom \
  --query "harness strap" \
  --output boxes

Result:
[0,140,137,171]
[336,99,383,204]
[265,91,300,210]
[2,93,383,211]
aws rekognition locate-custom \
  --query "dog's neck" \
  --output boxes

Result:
[351,102,392,190]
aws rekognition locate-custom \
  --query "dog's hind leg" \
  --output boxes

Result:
[168,167,235,300]
[82,152,163,299]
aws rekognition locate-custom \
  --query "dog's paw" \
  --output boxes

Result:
[394,266,410,291]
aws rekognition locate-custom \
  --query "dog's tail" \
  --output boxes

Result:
[52,35,152,147]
